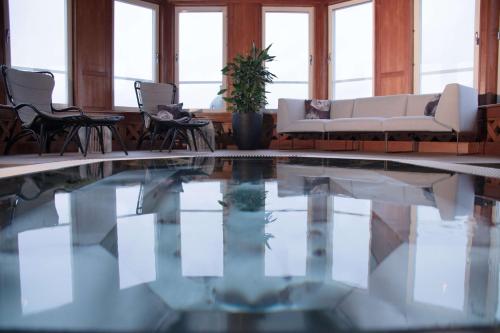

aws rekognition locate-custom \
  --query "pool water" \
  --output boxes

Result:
[0,157,499,332]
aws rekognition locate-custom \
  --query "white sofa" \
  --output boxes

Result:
[277,83,478,138]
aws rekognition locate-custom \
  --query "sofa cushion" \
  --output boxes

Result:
[325,117,384,132]
[406,94,438,116]
[330,99,354,119]
[383,116,451,132]
[305,99,331,119]
[353,95,408,118]
[283,119,327,133]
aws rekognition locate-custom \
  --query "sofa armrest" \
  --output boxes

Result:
[277,98,305,133]
[435,84,478,133]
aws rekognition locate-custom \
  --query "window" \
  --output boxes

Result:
[263,8,313,109]
[176,8,227,110]
[329,0,373,100]
[114,0,158,108]
[8,0,70,104]
[415,0,479,93]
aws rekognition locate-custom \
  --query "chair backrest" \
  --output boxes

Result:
[1,66,54,125]
[135,81,177,114]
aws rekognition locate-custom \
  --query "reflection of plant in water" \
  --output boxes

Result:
[219,187,268,212]
[264,211,276,249]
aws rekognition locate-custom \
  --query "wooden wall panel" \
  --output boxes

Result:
[313,3,328,99]
[478,0,500,105]
[161,2,176,83]
[374,0,413,96]
[73,0,113,111]
[228,2,262,59]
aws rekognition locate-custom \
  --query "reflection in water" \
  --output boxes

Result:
[0,157,499,332]
[18,226,73,314]
[118,214,157,289]
[413,207,469,310]
[332,196,371,289]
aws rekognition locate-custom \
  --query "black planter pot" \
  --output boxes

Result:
[232,112,263,150]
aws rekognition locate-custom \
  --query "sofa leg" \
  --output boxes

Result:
[384,132,388,153]
[456,132,459,155]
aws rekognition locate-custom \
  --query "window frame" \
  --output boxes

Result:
[413,0,481,94]
[5,0,73,108]
[262,6,314,110]
[112,0,159,111]
[174,6,228,111]
[328,0,374,100]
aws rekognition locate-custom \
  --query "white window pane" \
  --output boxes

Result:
[265,11,311,109]
[265,211,307,277]
[181,212,223,277]
[179,83,222,110]
[331,2,373,99]
[180,182,223,211]
[331,197,370,288]
[118,214,157,289]
[419,0,476,91]
[19,226,73,314]
[114,79,139,108]
[420,71,474,94]
[266,83,309,109]
[413,213,468,310]
[114,0,157,107]
[9,0,68,104]
[265,181,308,211]
[178,11,224,109]
[333,79,373,100]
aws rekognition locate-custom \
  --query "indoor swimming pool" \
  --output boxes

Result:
[0,157,499,332]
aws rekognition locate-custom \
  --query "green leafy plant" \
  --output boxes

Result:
[218,43,276,113]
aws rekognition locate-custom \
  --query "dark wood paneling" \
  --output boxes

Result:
[73,0,113,110]
[478,0,500,105]
[228,2,262,57]
[0,0,7,105]
[374,0,413,96]
[161,2,176,83]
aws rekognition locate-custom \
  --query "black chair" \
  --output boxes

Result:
[134,81,214,152]
[1,65,84,155]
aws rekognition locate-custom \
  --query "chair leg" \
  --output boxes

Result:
[96,126,105,154]
[109,125,128,155]
[159,128,174,152]
[60,125,79,156]
[456,132,459,155]
[136,130,147,150]
[83,126,92,157]
[168,129,178,153]
[384,132,388,153]
[196,128,214,152]
[4,131,31,155]
[150,125,158,151]
[190,129,198,151]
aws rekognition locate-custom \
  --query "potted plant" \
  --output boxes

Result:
[218,43,276,150]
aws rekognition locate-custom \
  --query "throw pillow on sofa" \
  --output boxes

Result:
[305,99,330,119]
[424,94,441,117]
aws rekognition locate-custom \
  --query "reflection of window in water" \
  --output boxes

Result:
[180,182,223,277]
[55,192,72,225]
[331,196,371,288]
[413,206,469,310]
[118,214,157,289]
[264,181,308,277]
[18,226,73,314]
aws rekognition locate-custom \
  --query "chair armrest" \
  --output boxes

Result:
[53,106,84,115]
[14,103,45,117]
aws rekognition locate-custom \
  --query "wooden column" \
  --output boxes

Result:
[72,0,113,111]
[478,0,500,105]
[374,0,413,96]
[161,1,176,84]
[313,3,329,99]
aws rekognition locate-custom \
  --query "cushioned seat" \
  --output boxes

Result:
[282,119,328,133]
[325,117,384,132]
[383,116,451,132]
